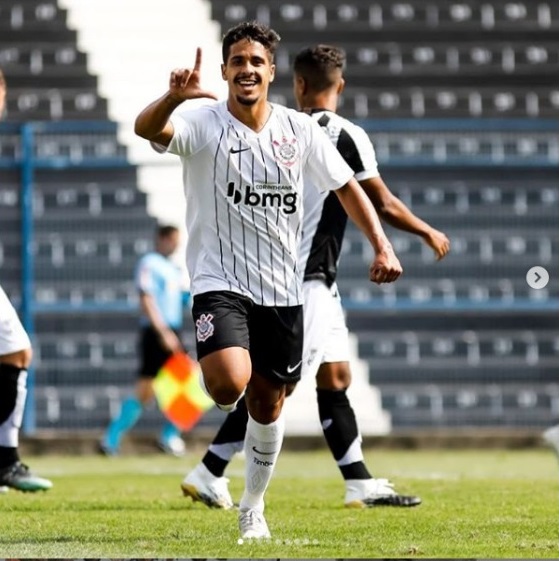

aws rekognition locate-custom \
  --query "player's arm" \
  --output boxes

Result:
[139,292,183,353]
[134,47,218,146]
[360,176,450,260]
[335,177,402,284]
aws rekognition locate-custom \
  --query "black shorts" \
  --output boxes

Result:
[138,326,181,378]
[192,291,304,384]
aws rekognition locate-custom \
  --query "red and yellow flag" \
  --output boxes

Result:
[153,352,214,431]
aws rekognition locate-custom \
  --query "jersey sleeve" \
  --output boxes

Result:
[135,256,155,294]
[150,105,215,157]
[344,124,380,181]
[303,119,354,192]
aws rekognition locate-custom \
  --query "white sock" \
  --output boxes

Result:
[240,412,285,513]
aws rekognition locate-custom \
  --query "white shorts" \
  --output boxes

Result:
[0,284,31,356]
[301,280,350,380]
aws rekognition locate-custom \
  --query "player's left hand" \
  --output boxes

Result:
[424,228,450,260]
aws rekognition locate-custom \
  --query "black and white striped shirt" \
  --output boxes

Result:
[299,109,380,287]
[165,102,354,306]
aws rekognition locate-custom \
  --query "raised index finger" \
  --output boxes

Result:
[194,47,202,71]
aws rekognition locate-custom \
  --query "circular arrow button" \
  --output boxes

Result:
[526,266,549,290]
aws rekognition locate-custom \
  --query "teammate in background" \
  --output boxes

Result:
[0,68,52,494]
[100,225,189,457]
[181,44,450,510]
[134,22,402,539]
[543,424,559,458]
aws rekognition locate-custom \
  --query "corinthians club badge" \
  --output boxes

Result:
[272,136,298,167]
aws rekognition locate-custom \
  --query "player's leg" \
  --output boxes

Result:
[309,282,420,507]
[182,291,252,509]
[0,286,52,492]
[237,303,303,539]
[181,397,246,509]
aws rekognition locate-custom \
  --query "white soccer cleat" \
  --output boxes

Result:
[238,508,271,539]
[345,478,421,508]
[543,424,559,455]
[181,463,234,509]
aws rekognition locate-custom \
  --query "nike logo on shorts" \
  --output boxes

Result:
[286,360,302,374]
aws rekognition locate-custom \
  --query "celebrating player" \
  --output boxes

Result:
[181,44,450,510]
[134,23,402,539]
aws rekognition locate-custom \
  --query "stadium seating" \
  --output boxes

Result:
[207,0,559,429]
[1,0,557,430]
[0,0,162,432]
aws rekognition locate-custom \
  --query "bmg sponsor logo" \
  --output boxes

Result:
[227,182,298,215]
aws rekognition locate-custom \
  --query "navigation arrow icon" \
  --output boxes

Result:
[526,266,549,290]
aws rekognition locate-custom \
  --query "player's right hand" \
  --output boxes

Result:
[369,248,403,284]
[168,48,219,103]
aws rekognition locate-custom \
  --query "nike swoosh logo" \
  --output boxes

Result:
[252,446,276,455]
[286,360,302,374]
[230,147,250,154]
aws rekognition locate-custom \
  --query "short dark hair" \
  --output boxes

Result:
[157,224,179,238]
[222,21,281,63]
[293,45,346,92]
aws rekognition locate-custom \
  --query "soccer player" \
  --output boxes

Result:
[134,22,402,539]
[0,286,54,493]
[181,44,450,510]
[0,68,52,493]
[100,225,189,456]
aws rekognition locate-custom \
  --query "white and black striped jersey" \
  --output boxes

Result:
[299,109,380,287]
[163,101,353,307]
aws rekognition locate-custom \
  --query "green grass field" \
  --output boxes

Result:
[0,448,557,558]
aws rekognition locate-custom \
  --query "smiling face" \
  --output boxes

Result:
[221,39,275,108]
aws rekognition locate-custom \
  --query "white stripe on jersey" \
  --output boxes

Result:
[165,102,353,307]
[299,110,381,276]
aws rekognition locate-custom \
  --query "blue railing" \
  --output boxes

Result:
[1,121,132,432]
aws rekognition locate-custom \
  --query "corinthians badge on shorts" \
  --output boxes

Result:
[195,313,215,342]
[272,136,298,167]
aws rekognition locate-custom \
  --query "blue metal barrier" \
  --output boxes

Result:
[1,121,132,433]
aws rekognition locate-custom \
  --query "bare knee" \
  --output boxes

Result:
[200,347,251,405]
[245,372,286,423]
[316,361,351,391]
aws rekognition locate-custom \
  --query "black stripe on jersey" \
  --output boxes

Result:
[304,111,365,286]
[213,126,233,291]
[286,114,301,305]
[258,136,277,306]
[303,192,347,287]
[269,128,289,306]
[225,126,243,292]
[239,130,251,293]
[251,146,264,305]
[336,128,367,175]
